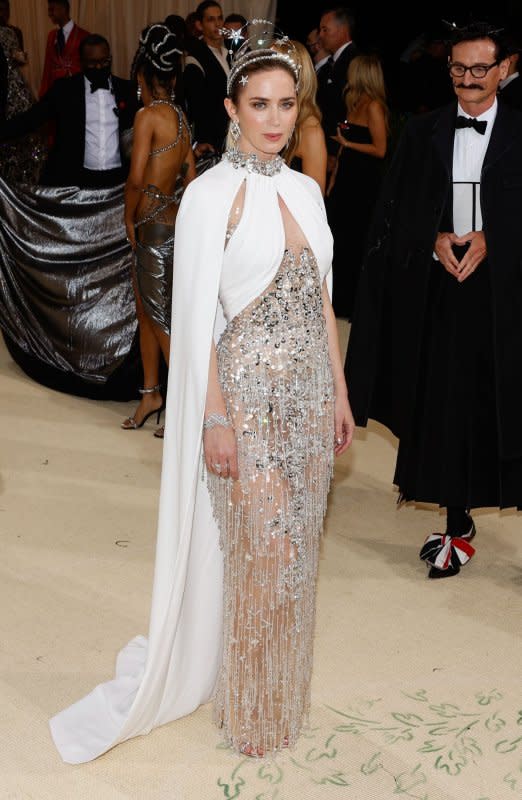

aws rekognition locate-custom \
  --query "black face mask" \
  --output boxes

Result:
[84,66,111,91]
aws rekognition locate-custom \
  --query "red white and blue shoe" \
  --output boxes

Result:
[419,518,476,579]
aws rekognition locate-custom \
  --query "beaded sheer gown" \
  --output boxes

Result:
[207,168,335,756]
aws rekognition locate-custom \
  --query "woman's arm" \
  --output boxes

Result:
[331,101,388,159]
[183,140,197,187]
[296,119,327,195]
[203,342,239,480]
[124,108,154,248]
[322,281,355,454]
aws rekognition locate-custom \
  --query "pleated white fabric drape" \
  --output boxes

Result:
[9,0,277,96]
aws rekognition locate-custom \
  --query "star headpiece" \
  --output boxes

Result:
[223,19,301,96]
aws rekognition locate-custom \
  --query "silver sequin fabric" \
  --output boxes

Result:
[135,220,174,335]
[208,244,334,757]
[0,27,46,183]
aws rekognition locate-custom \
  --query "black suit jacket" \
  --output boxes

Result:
[499,75,522,112]
[346,99,522,460]
[316,42,359,156]
[184,39,228,152]
[0,72,138,186]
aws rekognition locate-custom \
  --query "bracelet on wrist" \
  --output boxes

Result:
[203,412,232,431]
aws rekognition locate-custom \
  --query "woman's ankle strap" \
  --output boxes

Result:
[138,384,161,394]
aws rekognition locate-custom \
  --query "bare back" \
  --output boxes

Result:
[135,101,192,225]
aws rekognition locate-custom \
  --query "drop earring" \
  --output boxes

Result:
[230,119,241,142]
[137,84,142,102]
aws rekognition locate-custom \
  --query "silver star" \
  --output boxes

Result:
[239,74,249,86]
[230,30,244,46]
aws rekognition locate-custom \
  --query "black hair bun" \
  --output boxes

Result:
[139,23,182,72]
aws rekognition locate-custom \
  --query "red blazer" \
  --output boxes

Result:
[39,23,90,97]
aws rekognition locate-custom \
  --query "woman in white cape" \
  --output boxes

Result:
[50,35,354,764]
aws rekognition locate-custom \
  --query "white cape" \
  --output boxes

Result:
[49,158,333,764]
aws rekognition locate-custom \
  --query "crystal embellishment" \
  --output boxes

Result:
[223,148,284,176]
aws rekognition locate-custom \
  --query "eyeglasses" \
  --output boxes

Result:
[448,60,500,78]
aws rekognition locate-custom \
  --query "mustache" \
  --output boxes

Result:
[454,82,483,90]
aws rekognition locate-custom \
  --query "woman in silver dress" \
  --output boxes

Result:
[122,24,195,434]
[200,35,355,757]
[49,26,355,766]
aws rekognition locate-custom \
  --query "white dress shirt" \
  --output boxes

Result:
[61,19,74,44]
[83,76,121,170]
[315,54,329,73]
[452,100,497,235]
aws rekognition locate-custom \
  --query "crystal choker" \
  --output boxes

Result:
[223,148,284,176]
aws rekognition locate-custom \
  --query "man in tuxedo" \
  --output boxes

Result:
[316,7,358,168]
[0,34,138,188]
[183,0,229,157]
[39,0,89,96]
[345,22,522,578]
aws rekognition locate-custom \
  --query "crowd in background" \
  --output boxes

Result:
[0,2,521,402]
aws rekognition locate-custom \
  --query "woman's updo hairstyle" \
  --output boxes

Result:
[131,23,183,95]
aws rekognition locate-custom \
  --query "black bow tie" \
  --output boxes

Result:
[455,115,487,134]
[90,76,110,93]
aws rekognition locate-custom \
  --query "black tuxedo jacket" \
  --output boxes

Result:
[184,39,228,152]
[499,75,522,112]
[316,42,359,155]
[0,72,138,186]
[346,99,522,460]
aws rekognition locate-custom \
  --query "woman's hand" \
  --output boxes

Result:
[330,126,348,147]
[203,426,239,480]
[334,392,355,456]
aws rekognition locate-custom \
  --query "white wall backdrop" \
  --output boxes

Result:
[11,0,277,95]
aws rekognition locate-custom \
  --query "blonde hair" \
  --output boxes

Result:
[272,39,322,164]
[344,54,389,132]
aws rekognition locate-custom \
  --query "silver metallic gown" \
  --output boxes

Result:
[134,102,190,335]
[208,189,335,756]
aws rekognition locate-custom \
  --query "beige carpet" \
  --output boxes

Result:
[1,323,521,800]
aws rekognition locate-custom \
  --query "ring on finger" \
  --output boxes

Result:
[212,462,222,473]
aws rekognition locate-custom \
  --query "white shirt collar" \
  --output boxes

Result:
[315,54,329,72]
[500,72,519,89]
[61,19,75,41]
[457,97,498,126]
[84,74,114,94]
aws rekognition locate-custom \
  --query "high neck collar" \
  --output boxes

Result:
[223,147,284,176]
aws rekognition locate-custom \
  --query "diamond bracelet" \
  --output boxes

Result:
[203,413,232,431]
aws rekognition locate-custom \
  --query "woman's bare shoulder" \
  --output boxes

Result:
[298,119,326,150]
[300,114,322,131]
